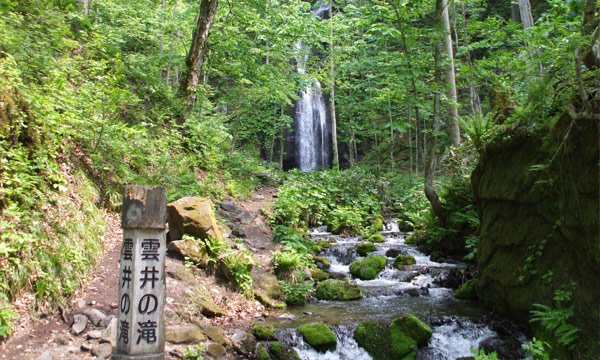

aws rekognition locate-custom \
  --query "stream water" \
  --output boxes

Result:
[267,220,528,360]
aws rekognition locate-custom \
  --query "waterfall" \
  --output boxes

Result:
[293,9,331,172]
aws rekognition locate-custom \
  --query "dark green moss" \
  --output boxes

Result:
[349,255,387,280]
[298,323,337,352]
[393,255,416,269]
[257,343,271,360]
[315,279,363,301]
[389,329,417,359]
[252,322,276,340]
[390,313,432,348]
[268,341,301,360]
[354,320,395,360]
[313,256,331,269]
[454,279,478,299]
[311,267,329,282]
[356,242,377,256]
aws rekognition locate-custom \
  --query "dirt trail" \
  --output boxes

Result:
[1,186,279,360]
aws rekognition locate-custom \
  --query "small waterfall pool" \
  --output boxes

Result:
[266,220,528,360]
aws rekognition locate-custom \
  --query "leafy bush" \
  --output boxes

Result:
[0,297,17,340]
[220,247,255,298]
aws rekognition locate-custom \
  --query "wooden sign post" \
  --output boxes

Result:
[113,185,167,360]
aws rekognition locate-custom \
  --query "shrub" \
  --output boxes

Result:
[279,280,314,306]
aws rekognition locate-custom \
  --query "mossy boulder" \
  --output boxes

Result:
[167,237,209,268]
[313,256,331,269]
[257,343,271,360]
[315,279,362,301]
[390,313,432,348]
[353,320,392,360]
[316,240,332,249]
[368,233,385,243]
[371,218,384,231]
[298,323,337,352]
[311,268,329,282]
[356,242,377,256]
[454,279,478,299]
[349,256,387,280]
[393,255,416,269]
[268,341,301,360]
[252,322,276,340]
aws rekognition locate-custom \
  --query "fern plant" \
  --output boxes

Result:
[530,289,580,350]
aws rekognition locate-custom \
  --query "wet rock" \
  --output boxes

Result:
[167,238,209,268]
[391,313,432,348]
[166,324,206,344]
[454,279,478,299]
[101,317,118,346]
[433,267,468,288]
[35,350,53,360]
[72,314,88,335]
[91,343,112,358]
[313,256,331,270]
[479,336,523,360]
[298,323,336,353]
[393,255,416,269]
[230,330,257,356]
[356,242,377,256]
[429,250,446,263]
[83,308,106,326]
[252,322,276,340]
[266,341,301,360]
[385,249,403,258]
[167,197,223,241]
[349,255,387,280]
[205,342,227,359]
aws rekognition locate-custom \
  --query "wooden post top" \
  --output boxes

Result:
[121,185,167,230]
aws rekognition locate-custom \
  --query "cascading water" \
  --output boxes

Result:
[267,219,529,359]
[293,6,331,172]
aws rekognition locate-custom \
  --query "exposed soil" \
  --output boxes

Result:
[0,186,280,360]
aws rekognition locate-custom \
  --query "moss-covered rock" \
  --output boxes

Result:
[257,343,271,360]
[371,218,384,231]
[167,197,223,241]
[311,268,329,282]
[356,242,377,256]
[393,255,416,269]
[390,313,432,347]
[298,323,337,352]
[313,256,331,269]
[368,233,385,243]
[268,341,301,360]
[353,320,392,360]
[316,240,332,249]
[315,279,362,301]
[349,256,387,280]
[252,322,276,340]
[454,279,478,299]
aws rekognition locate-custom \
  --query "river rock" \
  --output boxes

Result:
[71,314,88,335]
[167,238,209,268]
[479,335,523,359]
[101,317,118,346]
[83,308,106,326]
[298,323,336,353]
[315,279,363,301]
[385,249,403,258]
[201,324,227,345]
[230,330,257,356]
[166,324,206,344]
[168,197,223,241]
[91,343,112,359]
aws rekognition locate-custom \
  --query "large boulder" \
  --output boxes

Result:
[298,323,337,353]
[167,238,209,268]
[167,197,223,241]
[349,256,387,280]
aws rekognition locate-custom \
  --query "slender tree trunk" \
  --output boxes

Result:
[511,2,520,23]
[580,0,600,70]
[80,0,90,15]
[518,0,534,29]
[388,99,394,170]
[279,106,285,170]
[181,0,218,119]
[426,4,447,224]
[438,0,460,147]
[159,0,166,56]
[460,0,482,116]
[329,0,340,169]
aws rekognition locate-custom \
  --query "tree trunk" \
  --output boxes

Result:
[580,0,600,70]
[329,0,340,169]
[518,0,534,29]
[426,3,448,224]
[79,0,90,15]
[438,0,460,147]
[181,0,218,119]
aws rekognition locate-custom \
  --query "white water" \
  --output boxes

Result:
[294,39,330,172]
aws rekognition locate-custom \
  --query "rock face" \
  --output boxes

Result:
[167,197,223,241]
[472,117,599,358]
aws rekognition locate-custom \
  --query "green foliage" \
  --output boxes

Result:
[315,279,363,301]
[279,280,314,306]
[458,114,497,153]
[356,242,377,257]
[393,255,416,270]
[0,297,17,340]
[183,344,205,360]
[530,288,580,350]
[220,247,255,298]
[471,349,499,360]
[522,338,552,360]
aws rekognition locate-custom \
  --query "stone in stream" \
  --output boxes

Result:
[393,254,416,269]
[356,242,377,256]
[315,279,363,301]
[349,255,387,280]
[252,322,276,341]
[298,322,337,353]
[454,279,478,299]
[71,314,88,335]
